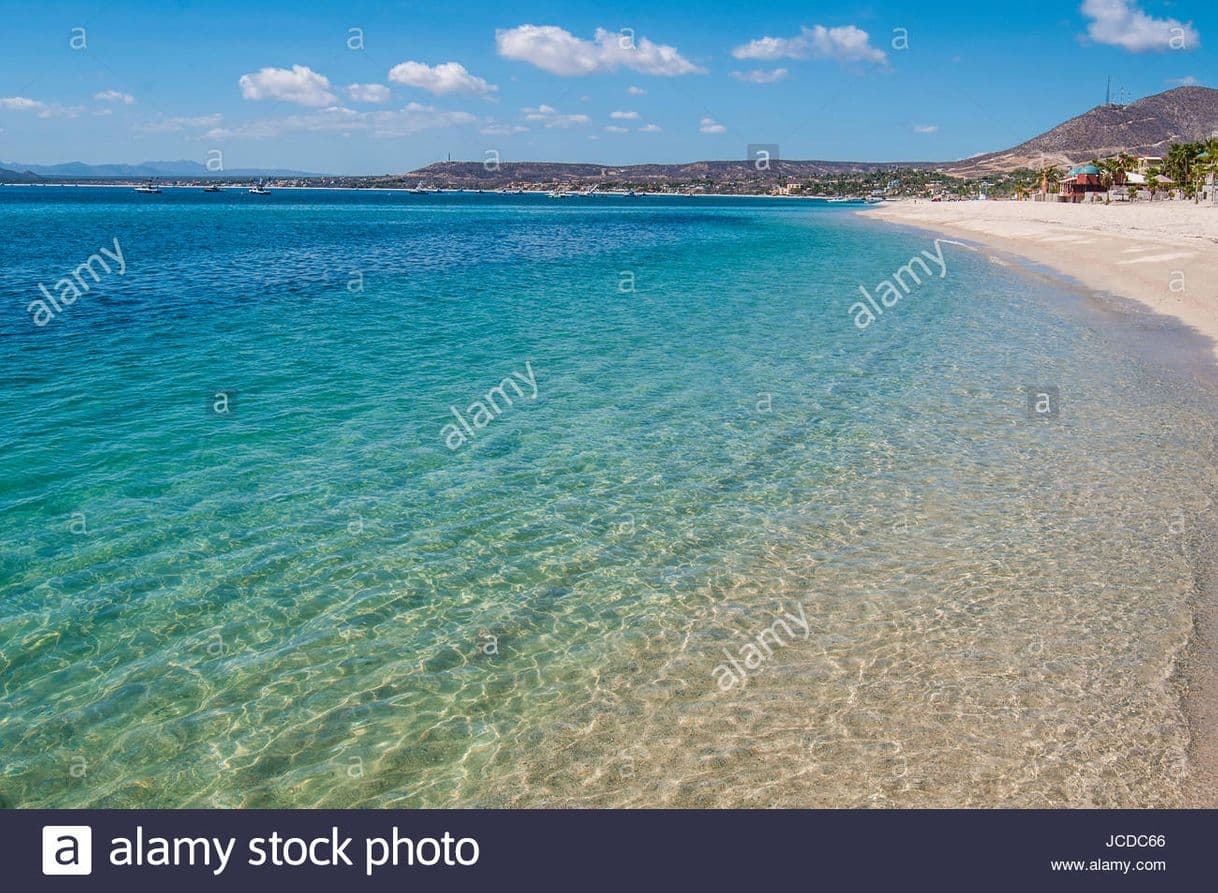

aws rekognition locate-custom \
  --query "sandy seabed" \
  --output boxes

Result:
[866,198,1218,807]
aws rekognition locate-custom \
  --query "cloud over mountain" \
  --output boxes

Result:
[1081,0,1200,53]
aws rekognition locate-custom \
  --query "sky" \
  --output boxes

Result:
[0,0,1214,174]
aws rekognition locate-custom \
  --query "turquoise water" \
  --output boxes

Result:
[2,188,1216,807]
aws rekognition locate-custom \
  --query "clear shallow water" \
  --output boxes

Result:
[1,187,1216,807]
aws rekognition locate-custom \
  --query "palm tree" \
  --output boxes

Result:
[1165,142,1201,194]
[1036,165,1061,195]
[1199,138,1218,200]
[1094,158,1117,190]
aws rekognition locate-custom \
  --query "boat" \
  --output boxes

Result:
[134,179,162,194]
[249,180,271,195]
[202,183,223,193]
[546,190,572,198]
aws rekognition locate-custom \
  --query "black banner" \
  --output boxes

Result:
[5,809,1209,890]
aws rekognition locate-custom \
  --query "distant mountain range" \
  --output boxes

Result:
[0,167,42,183]
[388,157,928,189]
[0,160,318,178]
[397,86,1216,187]
[4,87,1214,188]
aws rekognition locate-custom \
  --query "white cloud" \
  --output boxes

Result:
[205,103,475,140]
[521,104,590,128]
[1166,75,1201,86]
[610,110,639,119]
[347,83,391,103]
[0,96,45,112]
[913,124,938,134]
[135,114,223,133]
[639,123,662,133]
[699,116,726,134]
[95,89,135,105]
[388,61,498,96]
[0,97,84,119]
[730,68,789,84]
[496,25,704,76]
[732,25,887,66]
[481,121,529,135]
[1081,0,1199,52]
[627,85,647,95]
[239,65,337,107]
[604,125,629,133]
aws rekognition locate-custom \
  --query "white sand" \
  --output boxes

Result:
[864,199,1218,364]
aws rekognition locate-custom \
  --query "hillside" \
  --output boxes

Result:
[947,86,1218,176]
[390,158,931,190]
[397,86,1218,188]
[0,167,41,183]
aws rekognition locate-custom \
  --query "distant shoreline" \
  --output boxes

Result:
[0,183,873,200]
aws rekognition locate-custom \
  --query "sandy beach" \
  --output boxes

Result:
[866,198,1218,808]
[864,200,1218,365]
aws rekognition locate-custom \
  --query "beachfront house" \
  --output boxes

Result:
[1119,171,1174,200]
[1199,152,1217,204]
[1060,164,1105,202]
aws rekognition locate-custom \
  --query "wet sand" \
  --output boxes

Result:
[864,200,1218,365]
[864,198,1218,807]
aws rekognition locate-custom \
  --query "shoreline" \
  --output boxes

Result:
[0,183,863,200]
[862,199,1218,807]
[860,199,1218,364]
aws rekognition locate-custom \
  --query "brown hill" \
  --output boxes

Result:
[947,86,1218,176]
[390,158,928,190]
[394,86,1218,188]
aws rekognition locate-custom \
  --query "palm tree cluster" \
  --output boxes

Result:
[1030,143,1218,202]
[1164,139,1218,199]
[1088,153,1137,189]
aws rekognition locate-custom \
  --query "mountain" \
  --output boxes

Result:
[398,87,1217,188]
[392,158,931,190]
[1,160,319,178]
[0,167,42,183]
[8,87,1213,188]
[947,85,1218,176]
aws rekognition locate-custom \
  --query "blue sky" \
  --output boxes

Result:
[0,0,1213,174]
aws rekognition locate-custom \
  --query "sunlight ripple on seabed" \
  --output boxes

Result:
[0,191,1214,808]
